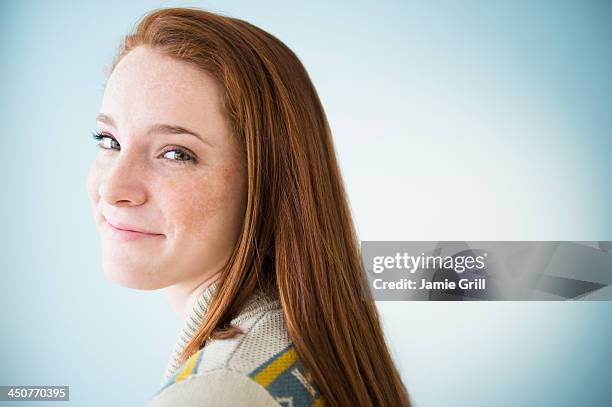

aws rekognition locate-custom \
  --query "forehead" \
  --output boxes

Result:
[100,46,227,132]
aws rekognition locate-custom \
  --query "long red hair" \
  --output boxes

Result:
[109,7,412,407]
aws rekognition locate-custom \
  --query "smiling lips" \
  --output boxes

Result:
[105,220,164,242]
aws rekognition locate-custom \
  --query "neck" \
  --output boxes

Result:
[164,272,221,322]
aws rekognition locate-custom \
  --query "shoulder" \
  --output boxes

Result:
[147,368,280,407]
[150,306,325,406]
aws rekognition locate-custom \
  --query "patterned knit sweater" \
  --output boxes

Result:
[147,280,326,406]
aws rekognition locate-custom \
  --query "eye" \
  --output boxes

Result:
[161,148,197,164]
[92,131,120,150]
[91,131,197,165]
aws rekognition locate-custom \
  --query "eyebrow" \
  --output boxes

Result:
[96,113,212,147]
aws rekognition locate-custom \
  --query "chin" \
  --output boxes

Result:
[101,259,167,291]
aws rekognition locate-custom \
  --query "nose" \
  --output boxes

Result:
[98,155,147,207]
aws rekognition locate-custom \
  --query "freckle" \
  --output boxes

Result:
[174,164,245,233]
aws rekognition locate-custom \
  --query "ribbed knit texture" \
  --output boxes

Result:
[162,280,277,383]
[162,279,219,383]
[155,281,326,406]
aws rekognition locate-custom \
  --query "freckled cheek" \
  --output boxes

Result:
[159,167,246,239]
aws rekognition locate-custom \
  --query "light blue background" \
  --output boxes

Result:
[1,0,611,406]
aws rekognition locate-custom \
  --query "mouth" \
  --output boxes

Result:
[105,220,164,242]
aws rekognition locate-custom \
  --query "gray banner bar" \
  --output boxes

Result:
[360,241,612,301]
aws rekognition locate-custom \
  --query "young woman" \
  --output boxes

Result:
[86,7,412,407]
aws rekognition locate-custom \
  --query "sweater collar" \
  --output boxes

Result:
[162,279,220,382]
[162,279,278,382]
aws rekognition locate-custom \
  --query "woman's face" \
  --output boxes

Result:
[86,46,246,290]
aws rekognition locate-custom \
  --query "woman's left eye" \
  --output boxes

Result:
[162,149,197,164]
